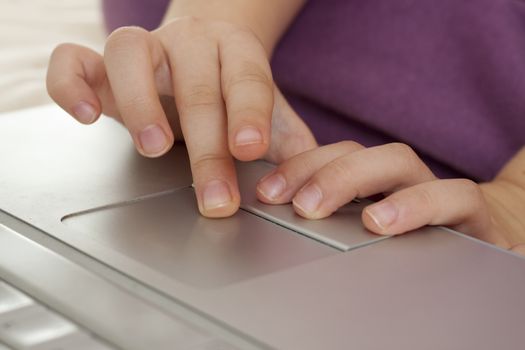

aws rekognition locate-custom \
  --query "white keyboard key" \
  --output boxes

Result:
[0,281,34,314]
[0,306,78,349]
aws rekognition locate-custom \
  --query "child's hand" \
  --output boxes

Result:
[256,141,525,252]
[46,18,316,218]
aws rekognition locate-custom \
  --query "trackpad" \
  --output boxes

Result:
[62,187,336,289]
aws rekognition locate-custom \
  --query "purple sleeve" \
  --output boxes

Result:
[273,0,525,181]
[102,0,170,33]
[102,0,525,181]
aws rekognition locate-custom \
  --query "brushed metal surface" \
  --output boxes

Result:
[199,228,525,350]
[1,105,525,349]
[62,187,336,289]
[0,224,212,350]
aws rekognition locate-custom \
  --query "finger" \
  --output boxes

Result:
[104,26,174,158]
[510,243,525,255]
[165,31,239,218]
[362,179,511,248]
[47,43,105,124]
[264,86,318,164]
[292,143,437,219]
[219,27,274,161]
[256,141,364,204]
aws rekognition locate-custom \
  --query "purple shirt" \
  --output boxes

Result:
[102,0,525,181]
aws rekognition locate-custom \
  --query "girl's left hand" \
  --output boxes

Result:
[256,141,525,253]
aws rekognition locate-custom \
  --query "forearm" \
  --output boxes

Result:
[162,0,306,56]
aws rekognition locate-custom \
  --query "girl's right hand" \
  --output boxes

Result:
[46,17,317,218]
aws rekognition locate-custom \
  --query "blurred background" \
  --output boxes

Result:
[0,0,105,112]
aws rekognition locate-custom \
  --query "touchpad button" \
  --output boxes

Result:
[62,187,336,289]
[237,161,390,251]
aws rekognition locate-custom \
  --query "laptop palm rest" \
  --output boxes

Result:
[62,187,336,289]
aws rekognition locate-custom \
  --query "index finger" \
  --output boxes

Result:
[164,29,240,218]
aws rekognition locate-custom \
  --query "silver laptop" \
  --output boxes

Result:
[0,105,524,350]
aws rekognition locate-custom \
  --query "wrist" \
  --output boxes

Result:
[161,0,306,56]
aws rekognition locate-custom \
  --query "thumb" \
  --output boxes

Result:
[264,87,318,164]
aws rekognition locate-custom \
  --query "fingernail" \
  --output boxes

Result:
[203,180,232,211]
[293,183,323,214]
[72,101,97,124]
[235,126,263,146]
[257,173,287,200]
[138,124,169,156]
[366,201,398,230]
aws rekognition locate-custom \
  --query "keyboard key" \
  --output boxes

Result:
[0,306,78,349]
[0,281,34,314]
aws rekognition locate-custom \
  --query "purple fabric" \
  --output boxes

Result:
[102,0,170,32]
[102,0,525,181]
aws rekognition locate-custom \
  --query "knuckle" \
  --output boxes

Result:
[105,26,149,53]
[179,84,220,114]
[457,179,483,200]
[388,142,427,173]
[324,157,360,198]
[225,25,258,44]
[337,140,364,152]
[229,105,271,120]
[160,16,207,41]
[191,153,231,174]
[50,43,77,58]
[326,158,353,184]
[223,61,272,96]
[119,94,152,113]
[415,186,436,210]
[389,142,417,160]
[46,77,69,96]
[280,152,320,182]
[328,158,351,178]
[455,179,489,222]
